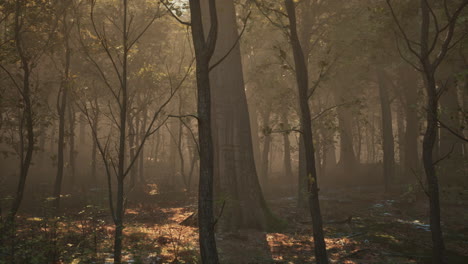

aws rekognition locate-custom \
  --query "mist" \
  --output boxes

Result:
[0,0,467,263]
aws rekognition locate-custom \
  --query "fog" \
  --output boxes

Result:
[0,0,467,263]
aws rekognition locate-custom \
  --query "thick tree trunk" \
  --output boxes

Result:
[377,68,395,191]
[203,0,278,230]
[285,1,328,263]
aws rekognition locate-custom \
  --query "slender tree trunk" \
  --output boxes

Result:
[285,1,328,263]
[189,0,219,262]
[114,1,129,262]
[91,97,99,184]
[400,66,420,178]
[260,108,272,186]
[281,111,293,179]
[377,68,395,191]
[8,0,35,221]
[422,73,445,264]
[298,135,307,207]
[177,95,187,189]
[419,2,447,262]
[396,103,405,177]
[53,7,71,208]
[68,104,76,187]
[334,89,357,171]
[139,108,148,186]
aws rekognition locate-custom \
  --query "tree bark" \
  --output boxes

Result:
[189,0,219,262]
[202,0,278,230]
[285,1,328,263]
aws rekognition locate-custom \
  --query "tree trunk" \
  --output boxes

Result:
[68,104,76,187]
[400,66,420,179]
[53,7,71,209]
[334,89,357,171]
[376,68,395,191]
[91,97,99,184]
[114,1,129,262]
[419,1,447,262]
[298,135,307,208]
[281,110,293,179]
[202,0,278,230]
[422,73,445,264]
[285,1,328,263]
[189,0,219,262]
[8,0,35,221]
[260,107,272,186]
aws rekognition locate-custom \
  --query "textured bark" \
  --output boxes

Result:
[285,1,328,263]
[189,0,219,262]
[202,0,277,230]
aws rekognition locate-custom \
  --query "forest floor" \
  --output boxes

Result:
[5,184,468,264]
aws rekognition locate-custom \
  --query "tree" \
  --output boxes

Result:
[0,0,56,223]
[284,0,328,263]
[376,68,395,191]
[187,0,219,262]
[205,0,278,230]
[387,0,468,262]
[76,1,178,262]
[52,0,74,210]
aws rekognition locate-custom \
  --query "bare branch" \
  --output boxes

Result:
[160,0,191,26]
[386,0,422,60]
